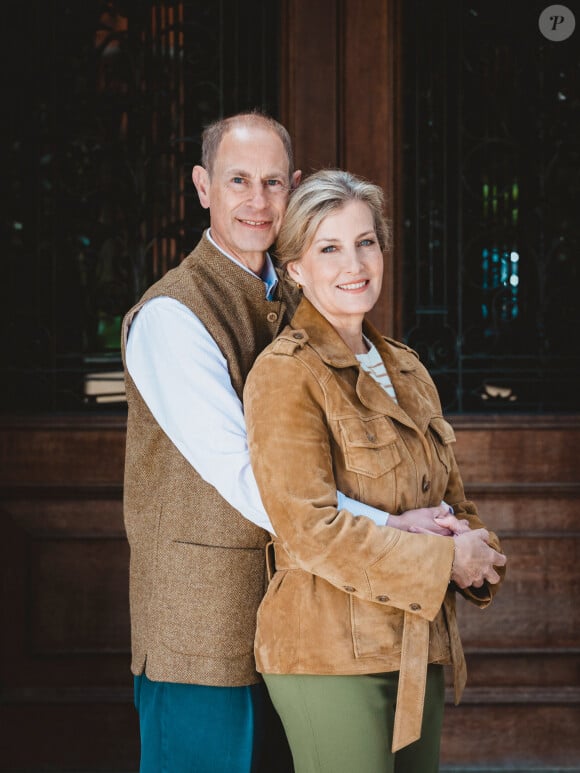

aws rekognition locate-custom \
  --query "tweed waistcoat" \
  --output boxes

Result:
[122,232,298,686]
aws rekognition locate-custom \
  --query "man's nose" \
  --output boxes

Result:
[247,182,268,207]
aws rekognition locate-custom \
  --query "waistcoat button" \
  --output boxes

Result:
[409,602,421,611]
[343,585,356,593]
[366,433,376,442]
[267,312,278,322]
[376,595,390,602]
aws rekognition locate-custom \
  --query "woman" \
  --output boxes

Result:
[243,170,506,773]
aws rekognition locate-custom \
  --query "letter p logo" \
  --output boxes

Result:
[539,5,576,40]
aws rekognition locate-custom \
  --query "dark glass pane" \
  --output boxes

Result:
[402,0,580,412]
[0,0,280,413]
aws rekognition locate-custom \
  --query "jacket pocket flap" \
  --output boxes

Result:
[429,416,456,444]
[339,415,398,448]
[339,416,401,478]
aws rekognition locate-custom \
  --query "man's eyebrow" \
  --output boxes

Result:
[224,168,251,177]
[224,167,288,179]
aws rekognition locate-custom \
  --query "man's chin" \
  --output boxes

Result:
[237,233,276,254]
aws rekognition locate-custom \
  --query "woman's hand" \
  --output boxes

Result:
[389,505,471,537]
[451,528,506,588]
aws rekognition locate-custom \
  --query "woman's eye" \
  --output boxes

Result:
[359,238,375,247]
[321,245,336,253]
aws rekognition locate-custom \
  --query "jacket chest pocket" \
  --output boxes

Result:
[339,415,401,479]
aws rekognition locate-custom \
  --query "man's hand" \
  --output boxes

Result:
[390,506,470,536]
[451,528,506,588]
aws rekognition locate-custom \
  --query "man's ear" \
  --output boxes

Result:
[291,169,302,190]
[192,165,211,209]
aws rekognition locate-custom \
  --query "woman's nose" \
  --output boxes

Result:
[344,247,364,272]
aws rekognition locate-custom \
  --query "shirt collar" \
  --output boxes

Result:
[206,228,279,300]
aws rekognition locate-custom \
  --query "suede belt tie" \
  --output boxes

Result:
[391,612,430,752]
[444,594,467,707]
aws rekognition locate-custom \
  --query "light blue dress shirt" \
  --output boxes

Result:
[125,231,389,535]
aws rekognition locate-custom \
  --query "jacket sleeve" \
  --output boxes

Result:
[444,445,506,607]
[244,349,455,623]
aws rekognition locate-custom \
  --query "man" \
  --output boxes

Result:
[122,111,301,772]
[122,110,503,772]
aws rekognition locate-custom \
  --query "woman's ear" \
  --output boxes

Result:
[286,260,302,285]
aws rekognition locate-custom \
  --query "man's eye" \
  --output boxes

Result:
[232,177,245,184]
[266,179,283,187]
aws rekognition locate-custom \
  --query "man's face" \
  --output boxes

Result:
[193,125,298,273]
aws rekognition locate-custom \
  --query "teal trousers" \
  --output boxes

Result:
[134,673,293,773]
[264,665,445,773]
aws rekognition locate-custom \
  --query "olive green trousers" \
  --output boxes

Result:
[264,665,445,773]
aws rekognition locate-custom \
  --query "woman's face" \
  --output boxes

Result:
[287,200,384,329]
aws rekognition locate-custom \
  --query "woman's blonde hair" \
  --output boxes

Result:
[275,169,390,270]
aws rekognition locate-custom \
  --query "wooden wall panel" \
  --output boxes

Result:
[441,704,580,768]
[31,537,130,653]
[439,415,580,769]
[0,416,138,772]
[2,413,579,770]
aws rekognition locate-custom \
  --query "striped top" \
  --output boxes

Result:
[356,337,398,403]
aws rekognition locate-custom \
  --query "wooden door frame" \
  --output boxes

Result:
[280,0,403,337]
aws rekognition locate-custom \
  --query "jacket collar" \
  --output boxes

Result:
[290,297,365,367]
[290,298,432,434]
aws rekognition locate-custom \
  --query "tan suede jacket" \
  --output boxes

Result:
[244,298,504,750]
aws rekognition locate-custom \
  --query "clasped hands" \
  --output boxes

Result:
[389,505,506,589]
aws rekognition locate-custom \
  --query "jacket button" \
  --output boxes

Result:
[376,595,390,602]
[409,602,421,611]
[267,312,278,322]
[422,476,431,492]
[343,585,356,593]
[293,332,304,340]
[366,433,376,442]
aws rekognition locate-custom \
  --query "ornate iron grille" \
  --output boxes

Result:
[401,0,580,412]
[1,0,280,412]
